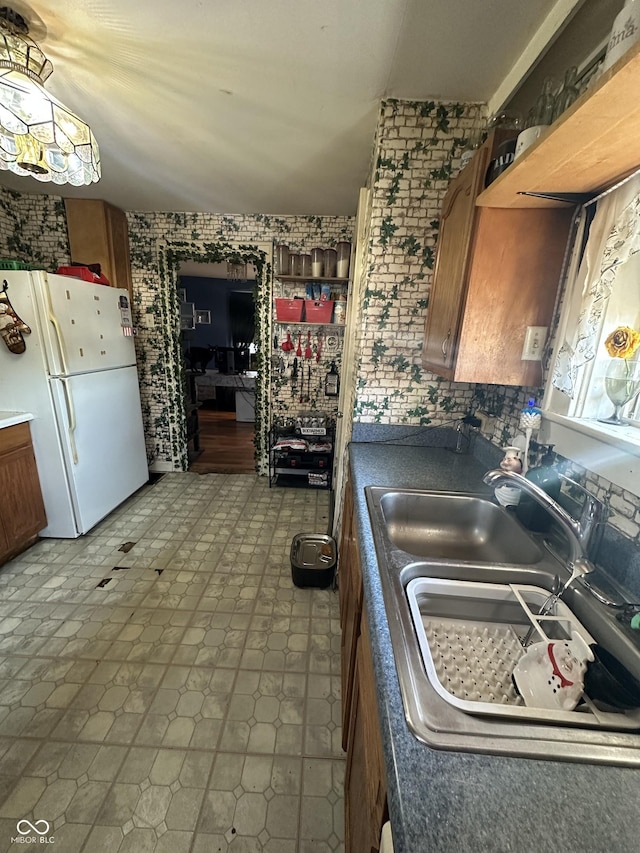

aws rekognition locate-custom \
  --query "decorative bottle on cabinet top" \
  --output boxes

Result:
[552,66,579,121]
[534,76,556,126]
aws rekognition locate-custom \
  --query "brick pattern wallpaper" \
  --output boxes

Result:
[0,95,638,547]
[124,212,353,473]
[351,99,640,543]
[0,189,70,268]
[353,99,486,426]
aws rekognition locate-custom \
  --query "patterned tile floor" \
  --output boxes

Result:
[0,474,344,852]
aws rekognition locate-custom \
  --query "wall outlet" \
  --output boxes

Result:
[521,326,547,361]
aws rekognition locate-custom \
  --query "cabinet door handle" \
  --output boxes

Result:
[441,329,451,361]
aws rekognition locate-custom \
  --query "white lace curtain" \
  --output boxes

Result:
[552,173,640,397]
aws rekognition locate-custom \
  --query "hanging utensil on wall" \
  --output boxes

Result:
[291,357,298,400]
[299,358,305,404]
[316,329,324,363]
[281,330,294,352]
[306,364,312,402]
[296,331,302,357]
[304,330,312,359]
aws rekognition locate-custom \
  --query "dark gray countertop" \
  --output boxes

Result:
[348,441,640,853]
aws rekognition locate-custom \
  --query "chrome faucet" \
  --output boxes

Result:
[557,473,607,558]
[482,468,597,571]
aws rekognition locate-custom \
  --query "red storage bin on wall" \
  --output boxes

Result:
[275,298,304,322]
[304,300,334,323]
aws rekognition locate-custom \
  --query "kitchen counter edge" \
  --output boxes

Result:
[0,411,33,429]
[347,441,640,853]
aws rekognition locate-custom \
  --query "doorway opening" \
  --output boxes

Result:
[179,260,258,473]
[160,241,271,476]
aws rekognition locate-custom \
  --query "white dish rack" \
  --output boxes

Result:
[407,577,640,730]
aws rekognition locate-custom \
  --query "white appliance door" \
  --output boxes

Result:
[49,366,148,535]
[30,272,136,376]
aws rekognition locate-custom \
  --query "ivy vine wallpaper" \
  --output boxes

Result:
[0,96,637,542]
[0,99,580,462]
[0,99,559,466]
[124,214,352,474]
[352,98,487,426]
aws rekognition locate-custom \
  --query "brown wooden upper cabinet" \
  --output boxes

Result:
[477,40,640,209]
[423,130,573,386]
[64,199,133,299]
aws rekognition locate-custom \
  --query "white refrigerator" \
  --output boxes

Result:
[2,270,149,538]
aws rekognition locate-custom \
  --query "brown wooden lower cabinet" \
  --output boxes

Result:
[340,471,388,853]
[344,607,388,853]
[339,476,363,751]
[0,422,47,564]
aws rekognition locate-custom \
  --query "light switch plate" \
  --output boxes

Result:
[521,326,547,360]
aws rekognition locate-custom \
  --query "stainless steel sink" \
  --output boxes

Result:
[376,489,542,563]
[365,486,640,765]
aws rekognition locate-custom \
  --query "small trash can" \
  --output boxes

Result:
[290,533,336,588]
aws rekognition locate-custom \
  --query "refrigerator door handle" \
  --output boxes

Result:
[60,378,79,464]
[43,274,69,375]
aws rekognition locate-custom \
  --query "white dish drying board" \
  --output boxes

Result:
[407,578,640,730]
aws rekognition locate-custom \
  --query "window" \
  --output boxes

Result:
[542,172,640,492]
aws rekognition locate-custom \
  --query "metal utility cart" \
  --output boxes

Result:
[269,415,335,490]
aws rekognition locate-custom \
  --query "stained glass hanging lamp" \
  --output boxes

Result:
[0,6,100,185]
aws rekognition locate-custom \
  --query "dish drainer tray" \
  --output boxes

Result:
[407,577,640,730]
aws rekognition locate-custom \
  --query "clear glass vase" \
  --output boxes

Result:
[600,356,640,424]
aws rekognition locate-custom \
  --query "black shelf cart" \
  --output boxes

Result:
[269,418,335,490]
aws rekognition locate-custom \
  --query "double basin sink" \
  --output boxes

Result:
[365,486,640,765]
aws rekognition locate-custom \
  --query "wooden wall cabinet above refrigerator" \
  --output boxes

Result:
[422,130,573,386]
[64,199,133,299]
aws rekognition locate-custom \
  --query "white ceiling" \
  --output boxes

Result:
[0,0,585,216]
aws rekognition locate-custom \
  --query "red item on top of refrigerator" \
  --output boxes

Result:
[57,265,111,285]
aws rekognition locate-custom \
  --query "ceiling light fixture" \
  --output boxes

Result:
[0,6,100,185]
